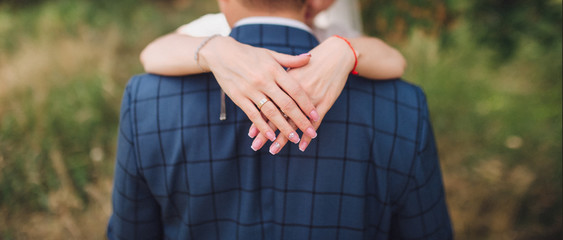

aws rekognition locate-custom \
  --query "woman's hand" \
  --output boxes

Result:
[199,36,320,143]
[248,36,356,153]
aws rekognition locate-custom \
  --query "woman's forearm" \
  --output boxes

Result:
[140,33,406,79]
[350,36,407,79]
[140,33,212,76]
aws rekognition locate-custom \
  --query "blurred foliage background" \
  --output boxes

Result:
[0,0,561,239]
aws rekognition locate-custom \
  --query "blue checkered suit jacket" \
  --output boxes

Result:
[108,24,453,240]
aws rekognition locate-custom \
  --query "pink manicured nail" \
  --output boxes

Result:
[266,131,276,141]
[248,126,258,138]
[269,142,281,155]
[305,127,317,139]
[299,141,309,152]
[288,132,300,144]
[251,138,263,151]
[310,110,320,122]
[299,52,312,57]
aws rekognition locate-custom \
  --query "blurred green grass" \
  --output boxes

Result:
[0,0,561,239]
[403,24,562,239]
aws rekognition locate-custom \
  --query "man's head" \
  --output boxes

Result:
[218,0,335,27]
[240,0,307,12]
[218,0,307,27]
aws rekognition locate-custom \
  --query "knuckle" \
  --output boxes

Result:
[264,63,279,76]
[267,65,279,75]
[286,83,303,96]
[262,106,278,117]
[279,99,295,112]
[239,83,253,93]
[246,110,261,121]
[250,74,267,89]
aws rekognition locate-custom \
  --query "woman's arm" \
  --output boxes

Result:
[350,36,407,79]
[140,33,209,76]
[141,33,320,144]
[140,33,406,79]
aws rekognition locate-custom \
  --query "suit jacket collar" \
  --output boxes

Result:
[229,22,320,55]
[234,16,313,34]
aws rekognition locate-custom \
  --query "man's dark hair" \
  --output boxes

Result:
[241,0,306,12]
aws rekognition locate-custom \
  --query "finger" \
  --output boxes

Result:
[269,50,311,69]
[266,91,315,140]
[248,124,259,138]
[299,120,322,152]
[298,100,331,152]
[238,98,277,142]
[255,73,316,137]
[258,99,301,144]
[269,120,296,155]
[269,135,290,155]
[263,77,318,139]
[273,70,320,122]
[247,90,298,143]
[251,121,277,151]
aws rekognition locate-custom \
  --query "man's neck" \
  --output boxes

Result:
[231,12,305,27]
[221,0,306,28]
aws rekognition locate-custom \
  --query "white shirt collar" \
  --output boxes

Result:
[234,16,313,33]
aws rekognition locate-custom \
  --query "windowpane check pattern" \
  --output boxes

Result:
[107,24,453,240]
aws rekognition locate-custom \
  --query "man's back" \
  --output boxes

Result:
[108,24,452,239]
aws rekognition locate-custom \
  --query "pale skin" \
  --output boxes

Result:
[140,0,407,153]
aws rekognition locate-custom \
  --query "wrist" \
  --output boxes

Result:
[331,35,358,75]
[196,35,226,72]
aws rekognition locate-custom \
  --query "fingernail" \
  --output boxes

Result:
[266,131,276,141]
[299,141,309,152]
[251,138,263,151]
[288,132,300,144]
[306,127,317,139]
[269,142,280,155]
[248,127,258,138]
[310,110,320,122]
[299,52,312,57]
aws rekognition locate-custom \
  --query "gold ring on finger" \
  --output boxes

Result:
[257,98,269,110]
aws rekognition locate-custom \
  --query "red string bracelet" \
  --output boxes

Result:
[333,35,358,75]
